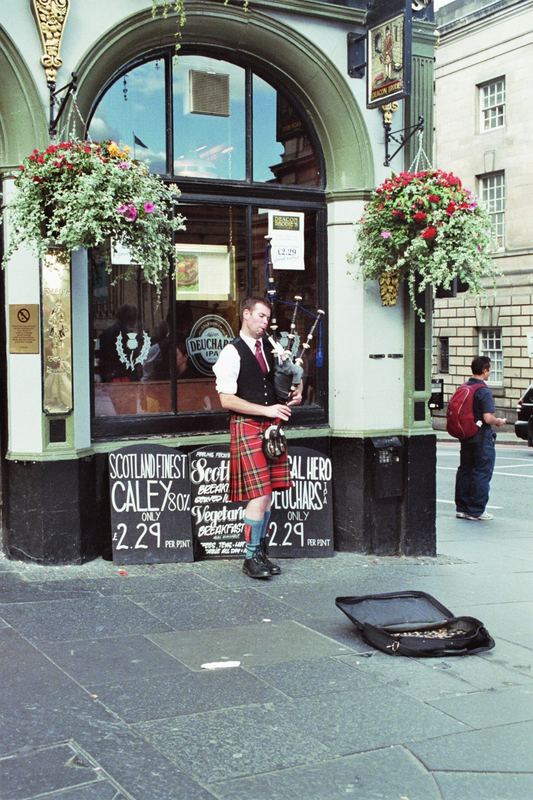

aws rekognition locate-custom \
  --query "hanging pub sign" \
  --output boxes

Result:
[189,445,333,560]
[108,444,193,564]
[268,210,305,271]
[366,1,412,109]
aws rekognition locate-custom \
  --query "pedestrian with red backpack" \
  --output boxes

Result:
[447,356,507,520]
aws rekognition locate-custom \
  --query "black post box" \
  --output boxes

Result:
[370,436,403,498]
[428,378,444,410]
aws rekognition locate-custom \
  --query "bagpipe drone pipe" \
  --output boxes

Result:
[262,235,325,461]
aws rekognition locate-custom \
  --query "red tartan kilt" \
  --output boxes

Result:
[229,415,292,502]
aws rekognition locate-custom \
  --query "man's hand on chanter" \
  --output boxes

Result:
[287,391,303,407]
[265,404,292,421]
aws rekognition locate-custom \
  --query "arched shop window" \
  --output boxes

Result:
[88,51,327,439]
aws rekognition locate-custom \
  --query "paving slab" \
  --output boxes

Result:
[271,685,467,755]
[337,650,479,700]
[427,684,533,727]
[93,667,286,723]
[0,742,100,799]
[340,650,533,700]
[467,601,533,645]
[246,656,369,698]
[88,571,213,595]
[42,783,127,800]
[70,722,217,800]
[0,596,172,642]
[134,704,331,784]
[434,770,533,800]
[209,745,441,800]
[408,720,533,772]
[0,573,98,603]
[149,620,349,670]
[38,634,192,688]
[134,587,295,630]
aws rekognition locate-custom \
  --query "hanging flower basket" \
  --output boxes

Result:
[2,140,186,294]
[349,169,497,320]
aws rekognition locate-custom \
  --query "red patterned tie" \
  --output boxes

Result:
[254,340,268,374]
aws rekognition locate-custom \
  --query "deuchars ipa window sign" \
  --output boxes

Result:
[268,210,305,271]
[367,14,410,108]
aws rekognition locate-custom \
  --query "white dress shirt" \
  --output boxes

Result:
[213,333,269,395]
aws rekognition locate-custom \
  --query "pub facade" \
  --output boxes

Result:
[0,0,437,564]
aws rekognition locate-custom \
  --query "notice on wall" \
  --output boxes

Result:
[189,445,333,559]
[109,444,193,564]
[9,304,40,354]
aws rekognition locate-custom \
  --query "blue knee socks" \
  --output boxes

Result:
[261,511,271,543]
[243,516,263,559]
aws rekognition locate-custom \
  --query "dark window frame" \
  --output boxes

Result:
[87,46,328,441]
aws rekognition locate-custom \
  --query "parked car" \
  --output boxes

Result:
[515,384,533,446]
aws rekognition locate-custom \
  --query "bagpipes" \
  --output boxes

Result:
[262,236,325,461]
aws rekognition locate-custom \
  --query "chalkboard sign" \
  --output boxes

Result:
[189,445,333,559]
[109,444,193,564]
[189,446,245,559]
[269,446,334,559]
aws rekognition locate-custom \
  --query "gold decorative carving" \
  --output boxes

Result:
[42,248,73,414]
[30,0,70,83]
[380,102,399,126]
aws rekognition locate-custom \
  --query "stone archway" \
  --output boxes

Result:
[71,4,374,194]
[0,27,48,168]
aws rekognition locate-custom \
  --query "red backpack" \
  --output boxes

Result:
[446,382,484,440]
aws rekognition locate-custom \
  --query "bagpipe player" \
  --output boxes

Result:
[213,296,303,579]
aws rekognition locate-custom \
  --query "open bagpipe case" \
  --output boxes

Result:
[261,235,325,461]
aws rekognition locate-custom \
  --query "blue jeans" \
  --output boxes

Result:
[455,429,496,517]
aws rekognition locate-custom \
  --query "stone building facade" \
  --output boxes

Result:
[433,0,533,418]
[1,0,438,563]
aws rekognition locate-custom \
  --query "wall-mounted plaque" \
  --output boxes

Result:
[109,444,193,564]
[9,304,40,354]
[189,445,334,559]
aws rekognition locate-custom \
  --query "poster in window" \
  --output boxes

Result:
[367,13,411,108]
[268,210,305,271]
[175,244,235,301]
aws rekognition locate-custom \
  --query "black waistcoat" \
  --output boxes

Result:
[233,336,277,410]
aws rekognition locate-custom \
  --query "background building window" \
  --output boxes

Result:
[480,328,503,384]
[438,336,449,373]
[479,77,505,131]
[479,171,505,250]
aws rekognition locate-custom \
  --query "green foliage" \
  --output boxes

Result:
[3,140,186,294]
[349,169,498,319]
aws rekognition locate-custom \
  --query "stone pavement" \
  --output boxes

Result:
[1,499,533,800]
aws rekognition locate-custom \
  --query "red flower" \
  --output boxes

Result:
[413,211,427,223]
[421,226,437,240]
[392,209,405,219]
[428,194,441,203]
[37,155,45,164]
[19,165,24,171]
[446,201,456,216]
[45,145,58,155]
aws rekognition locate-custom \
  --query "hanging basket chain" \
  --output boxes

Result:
[408,129,432,173]
[57,91,91,143]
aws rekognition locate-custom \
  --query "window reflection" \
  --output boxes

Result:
[173,56,246,180]
[253,76,321,186]
[251,208,320,405]
[88,59,167,174]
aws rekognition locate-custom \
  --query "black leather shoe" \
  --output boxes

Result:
[260,539,281,575]
[242,547,271,579]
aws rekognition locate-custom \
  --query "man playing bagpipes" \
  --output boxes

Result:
[213,296,303,578]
